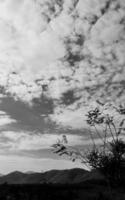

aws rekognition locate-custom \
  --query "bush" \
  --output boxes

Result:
[52,103,125,186]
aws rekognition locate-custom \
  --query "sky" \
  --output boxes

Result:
[0,0,125,174]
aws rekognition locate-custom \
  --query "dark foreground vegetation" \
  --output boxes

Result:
[50,104,125,199]
[0,181,125,200]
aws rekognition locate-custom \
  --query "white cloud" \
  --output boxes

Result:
[0,110,16,126]
[50,106,88,129]
[0,0,66,102]
[50,13,73,37]
[0,0,125,129]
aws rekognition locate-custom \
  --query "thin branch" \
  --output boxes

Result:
[107,123,115,143]
[93,124,104,144]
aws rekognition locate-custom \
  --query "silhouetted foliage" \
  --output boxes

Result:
[52,103,125,186]
[0,183,125,200]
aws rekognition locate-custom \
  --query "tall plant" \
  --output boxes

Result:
[52,103,125,185]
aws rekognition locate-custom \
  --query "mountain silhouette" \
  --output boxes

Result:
[0,168,104,184]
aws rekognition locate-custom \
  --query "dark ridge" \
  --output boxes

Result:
[0,168,94,184]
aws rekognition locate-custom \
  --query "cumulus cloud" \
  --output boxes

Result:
[0,0,66,101]
[0,0,125,129]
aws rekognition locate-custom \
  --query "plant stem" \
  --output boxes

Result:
[89,127,96,148]
[93,124,104,144]
[112,122,118,138]
[108,124,115,143]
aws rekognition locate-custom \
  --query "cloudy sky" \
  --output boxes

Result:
[0,0,125,174]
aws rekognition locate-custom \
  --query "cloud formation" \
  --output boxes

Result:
[0,131,86,152]
[0,0,125,129]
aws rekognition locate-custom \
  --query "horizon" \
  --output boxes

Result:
[0,166,87,176]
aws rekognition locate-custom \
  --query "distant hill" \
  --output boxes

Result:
[0,168,104,184]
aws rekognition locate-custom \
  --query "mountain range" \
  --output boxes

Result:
[0,168,104,184]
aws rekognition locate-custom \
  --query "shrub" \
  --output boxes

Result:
[52,103,125,185]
